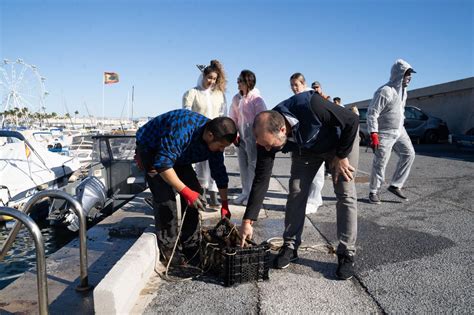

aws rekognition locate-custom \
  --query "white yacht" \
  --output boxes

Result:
[0,130,81,212]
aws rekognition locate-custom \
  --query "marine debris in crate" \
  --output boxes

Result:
[201,218,270,287]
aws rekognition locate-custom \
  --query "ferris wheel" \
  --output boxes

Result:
[0,58,49,119]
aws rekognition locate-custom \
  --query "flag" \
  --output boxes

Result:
[104,72,119,84]
[25,143,31,158]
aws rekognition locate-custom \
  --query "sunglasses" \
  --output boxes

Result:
[237,78,244,83]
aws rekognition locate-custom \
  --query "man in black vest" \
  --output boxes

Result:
[239,90,359,280]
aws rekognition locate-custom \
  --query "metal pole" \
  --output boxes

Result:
[0,207,49,315]
[131,85,134,126]
[102,74,105,127]
[0,190,92,291]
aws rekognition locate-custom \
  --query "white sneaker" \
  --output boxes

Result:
[305,204,320,214]
[232,194,248,205]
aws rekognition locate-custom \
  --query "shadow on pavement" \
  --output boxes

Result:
[314,218,456,274]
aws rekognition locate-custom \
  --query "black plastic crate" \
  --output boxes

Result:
[202,241,270,287]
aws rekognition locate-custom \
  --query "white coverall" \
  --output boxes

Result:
[367,59,416,194]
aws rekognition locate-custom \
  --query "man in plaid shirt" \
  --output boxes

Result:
[136,109,237,265]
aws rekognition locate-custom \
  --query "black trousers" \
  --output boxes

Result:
[136,145,202,254]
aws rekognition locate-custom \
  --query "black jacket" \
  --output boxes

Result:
[243,91,359,221]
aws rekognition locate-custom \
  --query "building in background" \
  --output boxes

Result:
[347,77,474,136]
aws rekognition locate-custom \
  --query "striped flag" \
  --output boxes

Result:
[104,72,119,84]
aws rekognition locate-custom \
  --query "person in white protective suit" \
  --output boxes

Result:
[183,60,227,206]
[289,72,325,214]
[229,70,267,205]
[367,59,416,204]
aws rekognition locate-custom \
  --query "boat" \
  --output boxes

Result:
[0,130,81,218]
[19,129,71,155]
[68,135,94,167]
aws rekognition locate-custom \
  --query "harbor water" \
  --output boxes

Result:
[0,219,76,289]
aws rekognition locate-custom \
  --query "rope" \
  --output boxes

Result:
[157,205,206,282]
[266,237,336,254]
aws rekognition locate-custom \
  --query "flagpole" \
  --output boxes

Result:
[131,85,134,126]
[102,73,105,128]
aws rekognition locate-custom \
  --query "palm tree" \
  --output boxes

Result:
[11,107,20,126]
[50,112,57,124]
[21,107,29,125]
[0,111,8,127]
[74,110,79,126]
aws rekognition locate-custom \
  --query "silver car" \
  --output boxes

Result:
[358,106,449,145]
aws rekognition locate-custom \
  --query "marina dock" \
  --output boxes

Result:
[1,145,473,314]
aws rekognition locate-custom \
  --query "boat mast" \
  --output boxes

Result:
[131,85,134,127]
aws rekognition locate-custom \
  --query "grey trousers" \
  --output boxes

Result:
[369,128,415,194]
[237,135,258,197]
[283,141,359,255]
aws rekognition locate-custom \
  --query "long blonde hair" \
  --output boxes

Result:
[203,59,227,92]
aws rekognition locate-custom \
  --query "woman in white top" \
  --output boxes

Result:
[289,72,325,214]
[183,60,227,206]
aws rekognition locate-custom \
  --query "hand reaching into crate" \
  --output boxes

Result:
[202,218,254,248]
[239,219,254,247]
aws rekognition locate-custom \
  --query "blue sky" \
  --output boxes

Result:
[1,0,473,119]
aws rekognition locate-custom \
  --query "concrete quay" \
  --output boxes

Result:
[1,144,473,314]
[140,145,473,314]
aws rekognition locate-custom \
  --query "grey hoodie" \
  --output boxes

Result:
[367,59,414,135]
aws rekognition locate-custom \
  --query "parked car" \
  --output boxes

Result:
[358,106,449,145]
[449,127,474,149]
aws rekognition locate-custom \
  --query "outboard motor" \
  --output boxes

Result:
[64,176,107,231]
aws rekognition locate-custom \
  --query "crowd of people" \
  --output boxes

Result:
[135,58,416,280]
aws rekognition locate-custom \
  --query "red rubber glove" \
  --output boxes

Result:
[134,153,144,170]
[220,200,231,219]
[370,132,380,150]
[179,186,206,211]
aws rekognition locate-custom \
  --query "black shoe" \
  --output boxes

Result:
[274,245,298,269]
[369,192,381,204]
[388,185,408,200]
[336,253,355,280]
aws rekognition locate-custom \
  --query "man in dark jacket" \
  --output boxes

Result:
[136,109,237,265]
[239,91,359,280]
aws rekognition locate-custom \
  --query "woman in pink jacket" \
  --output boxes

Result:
[229,70,267,205]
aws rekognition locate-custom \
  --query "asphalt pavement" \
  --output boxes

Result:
[142,144,473,314]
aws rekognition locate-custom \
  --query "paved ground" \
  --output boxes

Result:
[143,144,474,314]
[0,196,154,314]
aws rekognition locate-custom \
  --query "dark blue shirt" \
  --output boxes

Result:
[243,92,359,221]
[136,109,228,188]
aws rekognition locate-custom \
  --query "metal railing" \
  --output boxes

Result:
[0,207,49,315]
[0,190,92,291]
